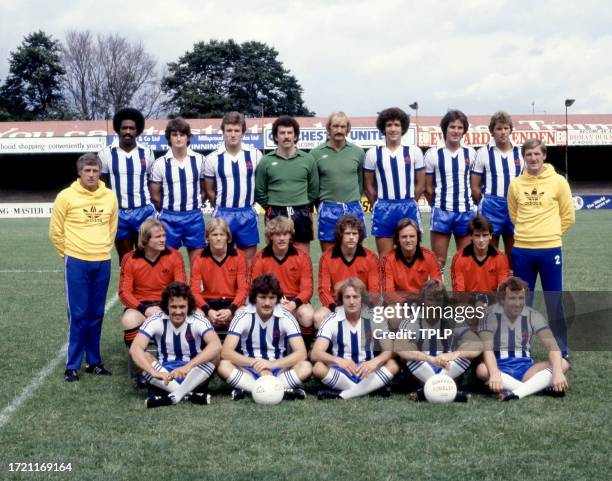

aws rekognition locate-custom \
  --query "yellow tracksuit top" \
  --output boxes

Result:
[507,164,575,249]
[49,180,118,261]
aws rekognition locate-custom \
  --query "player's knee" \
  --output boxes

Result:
[312,361,329,380]
[297,304,314,327]
[475,362,489,381]
[121,309,144,330]
[217,359,235,379]
[294,360,312,380]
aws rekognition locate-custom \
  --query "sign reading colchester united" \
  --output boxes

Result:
[263,126,417,149]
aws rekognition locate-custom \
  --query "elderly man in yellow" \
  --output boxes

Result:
[507,139,575,358]
[50,153,119,382]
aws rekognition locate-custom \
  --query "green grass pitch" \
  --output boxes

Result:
[0,212,611,481]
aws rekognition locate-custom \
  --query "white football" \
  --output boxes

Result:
[252,375,285,405]
[424,373,457,403]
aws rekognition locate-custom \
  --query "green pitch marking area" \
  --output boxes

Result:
[0,213,611,481]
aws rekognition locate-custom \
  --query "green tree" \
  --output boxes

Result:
[163,39,313,118]
[0,31,68,120]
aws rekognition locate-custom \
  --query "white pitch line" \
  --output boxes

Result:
[0,269,63,273]
[0,293,119,429]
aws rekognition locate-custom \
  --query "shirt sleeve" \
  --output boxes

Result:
[150,156,164,183]
[145,148,155,177]
[189,257,207,309]
[254,157,269,208]
[228,312,247,336]
[203,152,216,179]
[307,154,319,204]
[496,252,510,288]
[529,308,550,334]
[558,177,576,235]
[424,148,436,175]
[471,146,486,175]
[412,146,425,171]
[363,147,377,172]
[49,192,67,257]
[139,315,160,339]
[507,180,518,224]
[282,311,302,338]
[317,254,336,310]
[119,254,140,309]
[296,252,314,305]
[232,253,249,309]
[317,316,335,340]
[171,249,187,283]
[109,196,119,241]
[98,147,110,175]
[450,251,465,292]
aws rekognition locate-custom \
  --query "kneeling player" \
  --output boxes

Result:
[251,216,315,345]
[312,278,399,400]
[130,282,222,408]
[217,274,312,400]
[394,280,482,402]
[476,276,569,400]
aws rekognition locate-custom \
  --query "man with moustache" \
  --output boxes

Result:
[311,112,366,252]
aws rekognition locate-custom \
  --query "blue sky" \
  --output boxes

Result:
[1,0,610,116]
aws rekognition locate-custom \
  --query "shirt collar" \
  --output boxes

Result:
[244,303,285,319]
[262,244,298,258]
[331,244,366,259]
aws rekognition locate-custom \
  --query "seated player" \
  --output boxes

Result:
[394,280,482,402]
[190,218,248,333]
[130,282,222,408]
[217,274,313,401]
[451,215,510,295]
[315,215,380,328]
[119,218,186,385]
[476,276,569,401]
[381,218,441,307]
[312,278,399,400]
[251,216,315,346]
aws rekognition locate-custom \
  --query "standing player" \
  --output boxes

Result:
[507,139,575,356]
[217,274,312,401]
[451,215,510,294]
[424,110,476,269]
[50,153,118,382]
[315,215,380,328]
[381,219,441,308]
[119,218,186,383]
[364,107,425,256]
[98,108,156,262]
[190,218,249,333]
[150,118,206,266]
[312,278,399,400]
[394,280,482,402]
[471,111,523,256]
[310,112,366,251]
[476,277,569,400]
[204,111,263,266]
[251,216,315,346]
[255,115,319,254]
[130,282,222,408]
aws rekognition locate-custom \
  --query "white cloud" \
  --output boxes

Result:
[1,0,611,116]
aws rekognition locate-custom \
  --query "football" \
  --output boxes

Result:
[424,373,457,403]
[252,375,285,405]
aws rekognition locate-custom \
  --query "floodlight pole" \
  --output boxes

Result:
[409,102,419,146]
[564,99,575,180]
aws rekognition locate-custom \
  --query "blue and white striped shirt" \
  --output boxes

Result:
[227,304,301,360]
[98,142,154,209]
[425,145,476,212]
[203,144,262,208]
[317,307,378,364]
[479,304,549,359]
[140,311,213,363]
[150,149,205,212]
[472,142,524,198]
[364,145,424,200]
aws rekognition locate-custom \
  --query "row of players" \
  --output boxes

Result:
[50,106,573,382]
[132,275,568,408]
[120,213,510,357]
